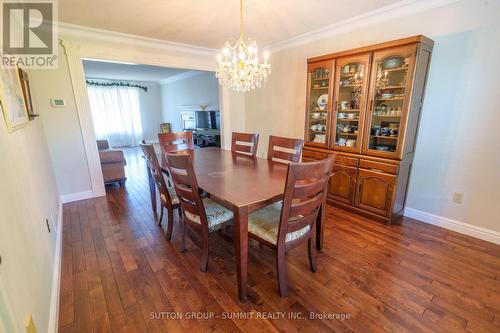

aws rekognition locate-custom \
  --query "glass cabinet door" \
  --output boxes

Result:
[305,60,334,147]
[363,45,417,158]
[330,54,370,153]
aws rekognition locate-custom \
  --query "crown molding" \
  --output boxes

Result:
[58,22,217,56]
[266,0,460,53]
[159,70,207,85]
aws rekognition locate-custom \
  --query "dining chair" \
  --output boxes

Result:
[267,135,304,163]
[158,132,194,154]
[140,141,181,240]
[231,132,259,157]
[247,156,334,297]
[164,152,233,272]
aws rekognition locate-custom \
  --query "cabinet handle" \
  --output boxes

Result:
[369,99,374,112]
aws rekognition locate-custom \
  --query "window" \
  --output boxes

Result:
[87,85,143,147]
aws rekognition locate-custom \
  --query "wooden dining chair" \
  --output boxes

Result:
[158,132,194,154]
[231,132,259,157]
[164,152,233,272]
[267,135,304,163]
[247,156,334,297]
[140,141,181,240]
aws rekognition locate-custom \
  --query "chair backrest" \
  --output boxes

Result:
[277,156,335,246]
[231,132,259,157]
[96,140,109,150]
[158,132,194,154]
[267,135,304,163]
[140,141,174,206]
[164,152,208,230]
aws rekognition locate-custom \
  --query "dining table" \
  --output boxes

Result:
[147,147,325,301]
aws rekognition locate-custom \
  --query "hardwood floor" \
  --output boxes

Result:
[58,147,500,333]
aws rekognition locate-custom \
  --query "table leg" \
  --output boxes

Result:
[233,206,249,301]
[316,201,325,251]
[147,167,157,214]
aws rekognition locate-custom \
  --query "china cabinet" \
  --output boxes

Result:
[302,36,433,224]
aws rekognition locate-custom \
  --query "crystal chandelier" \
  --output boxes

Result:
[216,0,271,92]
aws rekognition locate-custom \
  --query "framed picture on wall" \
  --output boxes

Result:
[0,65,29,132]
[17,68,36,120]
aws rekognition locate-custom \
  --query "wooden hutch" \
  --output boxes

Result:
[303,35,433,224]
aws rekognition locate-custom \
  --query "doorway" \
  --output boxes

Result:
[82,60,221,148]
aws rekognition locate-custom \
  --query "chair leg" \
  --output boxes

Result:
[308,238,317,273]
[199,234,209,272]
[158,206,164,226]
[166,208,174,241]
[276,247,288,297]
[180,218,187,252]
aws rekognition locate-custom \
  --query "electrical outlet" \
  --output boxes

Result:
[25,314,37,333]
[453,192,464,204]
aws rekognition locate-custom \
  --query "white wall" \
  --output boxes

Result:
[29,50,92,196]
[160,72,219,131]
[139,83,162,141]
[245,0,500,233]
[0,90,60,332]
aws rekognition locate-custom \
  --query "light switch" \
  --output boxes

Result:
[452,192,464,204]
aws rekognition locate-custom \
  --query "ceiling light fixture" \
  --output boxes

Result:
[215,0,271,92]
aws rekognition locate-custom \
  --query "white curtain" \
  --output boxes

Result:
[87,85,143,147]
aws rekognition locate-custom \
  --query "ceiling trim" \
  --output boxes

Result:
[266,0,460,53]
[158,70,208,85]
[59,22,218,56]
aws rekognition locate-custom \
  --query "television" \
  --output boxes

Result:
[196,111,220,130]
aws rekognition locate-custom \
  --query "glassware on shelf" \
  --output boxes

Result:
[333,61,367,149]
[368,56,410,152]
[307,65,331,145]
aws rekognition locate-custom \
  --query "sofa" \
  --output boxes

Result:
[97,140,127,184]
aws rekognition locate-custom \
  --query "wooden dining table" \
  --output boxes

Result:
[147,147,325,301]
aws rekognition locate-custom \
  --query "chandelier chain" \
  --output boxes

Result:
[240,0,243,38]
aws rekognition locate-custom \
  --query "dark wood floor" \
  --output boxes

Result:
[58,147,500,333]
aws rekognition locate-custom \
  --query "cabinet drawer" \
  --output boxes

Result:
[359,160,399,175]
[334,155,358,167]
[303,149,329,161]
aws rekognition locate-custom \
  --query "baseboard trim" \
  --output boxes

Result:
[404,207,500,245]
[59,190,95,203]
[47,203,63,333]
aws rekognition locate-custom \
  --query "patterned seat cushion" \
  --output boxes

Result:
[248,202,310,245]
[184,198,233,231]
[160,186,179,205]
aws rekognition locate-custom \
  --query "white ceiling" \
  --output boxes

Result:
[60,0,402,49]
[82,60,193,82]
